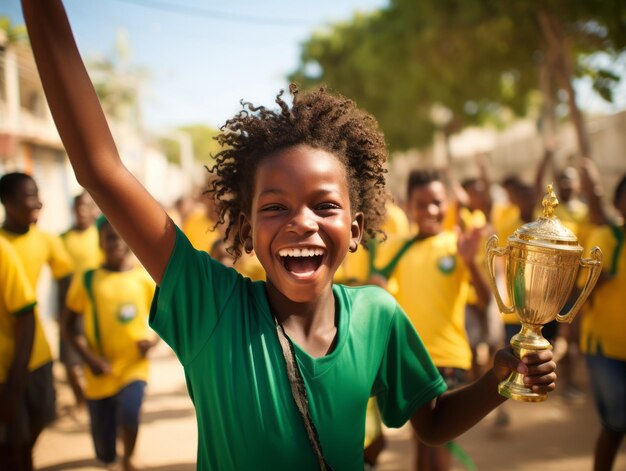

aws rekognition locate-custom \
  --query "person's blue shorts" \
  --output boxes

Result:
[0,361,56,446]
[586,352,626,433]
[87,380,146,464]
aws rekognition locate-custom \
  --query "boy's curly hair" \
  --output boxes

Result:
[208,84,388,259]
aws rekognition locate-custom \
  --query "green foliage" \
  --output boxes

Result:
[87,31,149,126]
[291,0,626,152]
[0,17,27,45]
[159,125,221,166]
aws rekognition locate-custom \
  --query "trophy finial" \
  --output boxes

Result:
[542,183,559,218]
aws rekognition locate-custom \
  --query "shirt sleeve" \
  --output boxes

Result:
[66,271,88,315]
[372,304,447,427]
[149,226,242,365]
[0,238,36,316]
[48,233,74,279]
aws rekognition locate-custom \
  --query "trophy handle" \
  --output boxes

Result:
[556,246,603,324]
[486,234,515,314]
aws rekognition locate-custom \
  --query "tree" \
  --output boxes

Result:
[159,124,221,166]
[0,17,28,45]
[291,0,626,158]
[88,29,148,129]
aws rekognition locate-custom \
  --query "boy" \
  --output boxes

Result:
[580,174,626,471]
[0,172,73,458]
[372,169,490,470]
[60,191,102,407]
[23,2,556,468]
[64,218,157,470]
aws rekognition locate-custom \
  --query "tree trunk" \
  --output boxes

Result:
[537,10,592,159]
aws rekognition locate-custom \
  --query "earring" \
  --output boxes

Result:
[348,241,358,253]
[243,238,253,254]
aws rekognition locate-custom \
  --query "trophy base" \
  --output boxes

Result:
[498,374,547,402]
[498,324,552,402]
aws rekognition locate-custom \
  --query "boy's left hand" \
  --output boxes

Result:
[456,225,485,265]
[492,346,557,395]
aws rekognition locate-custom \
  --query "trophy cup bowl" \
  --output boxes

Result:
[486,185,603,402]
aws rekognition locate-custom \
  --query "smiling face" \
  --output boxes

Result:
[2,176,42,231]
[74,193,99,230]
[240,145,363,305]
[99,221,131,269]
[408,181,448,238]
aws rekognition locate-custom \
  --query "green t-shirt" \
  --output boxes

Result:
[149,228,446,470]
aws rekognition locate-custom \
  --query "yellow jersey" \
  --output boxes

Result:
[0,226,73,371]
[235,252,266,281]
[335,202,410,285]
[61,224,104,273]
[66,267,155,399]
[580,225,626,360]
[182,209,221,253]
[0,236,37,382]
[61,225,103,272]
[376,231,472,370]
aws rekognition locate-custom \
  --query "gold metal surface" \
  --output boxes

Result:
[486,185,603,402]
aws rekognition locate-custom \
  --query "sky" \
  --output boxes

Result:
[1,0,388,131]
[2,0,624,134]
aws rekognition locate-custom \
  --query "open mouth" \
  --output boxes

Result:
[278,247,325,277]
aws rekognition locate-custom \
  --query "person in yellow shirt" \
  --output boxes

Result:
[360,200,410,468]
[62,192,102,272]
[60,192,102,407]
[64,218,157,471]
[182,185,270,281]
[182,186,222,253]
[533,145,593,402]
[0,236,42,471]
[580,175,626,471]
[0,172,73,453]
[372,169,490,471]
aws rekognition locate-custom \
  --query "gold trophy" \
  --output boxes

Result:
[486,184,602,402]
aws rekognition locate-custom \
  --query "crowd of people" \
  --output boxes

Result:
[0,1,623,470]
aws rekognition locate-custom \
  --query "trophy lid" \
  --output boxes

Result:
[509,184,581,251]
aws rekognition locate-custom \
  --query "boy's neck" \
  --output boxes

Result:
[101,258,134,272]
[265,283,338,358]
[2,221,31,235]
[415,231,438,241]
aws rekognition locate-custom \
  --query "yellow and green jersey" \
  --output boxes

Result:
[66,266,155,399]
[0,236,37,382]
[374,231,472,370]
[580,224,626,360]
[0,226,73,371]
[61,225,103,273]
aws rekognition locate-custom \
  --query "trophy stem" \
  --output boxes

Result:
[498,323,553,402]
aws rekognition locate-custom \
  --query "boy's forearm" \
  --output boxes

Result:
[62,309,95,364]
[56,276,71,320]
[411,369,506,445]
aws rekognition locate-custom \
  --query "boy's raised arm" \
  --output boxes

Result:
[21,0,175,284]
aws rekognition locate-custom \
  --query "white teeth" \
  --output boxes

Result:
[278,247,324,257]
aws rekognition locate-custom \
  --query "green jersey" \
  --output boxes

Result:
[150,227,446,470]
